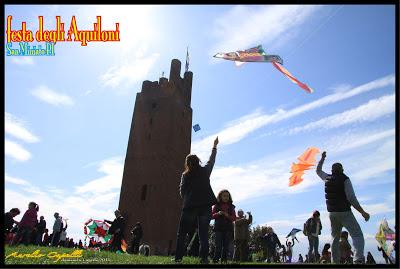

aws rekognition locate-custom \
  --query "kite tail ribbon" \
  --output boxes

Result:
[272,61,314,93]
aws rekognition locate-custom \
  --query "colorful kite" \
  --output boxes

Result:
[193,124,201,132]
[214,45,313,93]
[289,147,320,187]
[84,219,113,245]
[375,218,396,262]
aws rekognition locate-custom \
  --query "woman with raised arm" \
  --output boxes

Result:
[173,137,219,264]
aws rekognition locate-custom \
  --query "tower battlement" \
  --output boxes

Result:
[140,59,192,107]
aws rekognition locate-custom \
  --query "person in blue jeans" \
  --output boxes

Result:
[316,151,370,264]
[304,210,322,262]
[212,189,236,263]
[173,137,219,264]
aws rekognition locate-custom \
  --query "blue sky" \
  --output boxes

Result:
[5,5,396,263]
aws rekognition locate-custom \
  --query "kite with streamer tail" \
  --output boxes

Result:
[289,147,320,187]
[213,45,313,93]
[375,218,396,262]
[84,219,113,246]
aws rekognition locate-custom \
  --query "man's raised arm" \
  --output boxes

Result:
[316,151,328,181]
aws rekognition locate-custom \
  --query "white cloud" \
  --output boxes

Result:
[211,157,321,203]
[192,74,395,160]
[211,5,320,54]
[76,6,160,91]
[83,90,93,96]
[100,53,160,89]
[363,203,395,216]
[325,128,395,154]
[5,112,40,143]
[46,187,65,196]
[10,57,34,65]
[329,83,353,93]
[289,94,395,135]
[348,138,395,183]
[5,139,32,161]
[31,85,74,106]
[5,173,31,186]
[76,5,158,53]
[75,157,124,195]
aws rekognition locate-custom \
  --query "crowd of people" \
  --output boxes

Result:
[172,137,394,264]
[4,136,396,265]
[5,206,84,249]
[5,203,149,258]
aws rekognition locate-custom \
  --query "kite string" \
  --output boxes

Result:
[286,5,344,59]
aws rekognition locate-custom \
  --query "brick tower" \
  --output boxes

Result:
[118,59,193,255]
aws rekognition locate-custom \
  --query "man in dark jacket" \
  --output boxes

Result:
[129,222,143,254]
[263,227,282,263]
[105,210,125,252]
[316,151,370,264]
[173,137,219,264]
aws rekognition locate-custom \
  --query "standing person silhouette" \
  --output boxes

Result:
[316,151,370,264]
[51,213,62,247]
[105,210,125,252]
[173,137,219,264]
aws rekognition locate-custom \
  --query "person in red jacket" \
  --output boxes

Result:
[11,202,38,246]
[212,189,236,263]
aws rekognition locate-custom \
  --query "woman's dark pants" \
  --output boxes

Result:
[175,206,211,261]
[213,230,233,262]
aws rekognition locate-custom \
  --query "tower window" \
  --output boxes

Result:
[150,118,153,125]
[152,102,157,109]
[148,134,151,140]
[141,185,148,201]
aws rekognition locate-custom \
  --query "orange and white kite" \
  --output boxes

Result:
[289,147,320,187]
